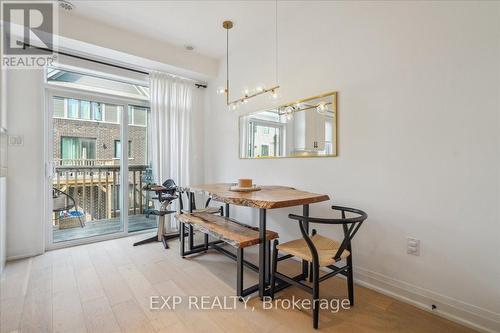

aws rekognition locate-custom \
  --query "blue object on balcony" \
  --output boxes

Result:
[69,211,84,217]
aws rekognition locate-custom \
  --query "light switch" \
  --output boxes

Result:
[407,237,420,256]
[8,135,24,146]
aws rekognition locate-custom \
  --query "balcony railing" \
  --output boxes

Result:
[53,161,151,225]
[56,158,119,167]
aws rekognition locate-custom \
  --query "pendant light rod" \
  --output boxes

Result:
[275,0,278,86]
[224,20,232,105]
[221,17,280,108]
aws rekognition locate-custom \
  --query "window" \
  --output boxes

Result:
[261,145,269,156]
[51,96,149,125]
[67,99,79,118]
[57,98,109,122]
[61,137,96,160]
[128,105,147,126]
[249,122,283,157]
[114,140,132,158]
[105,104,119,123]
[49,65,153,244]
[92,102,102,121]
[47,67,150,99]
[80,101,91,120]
[53,97,65,117]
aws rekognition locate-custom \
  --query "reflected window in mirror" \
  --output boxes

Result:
[239,92,337,159]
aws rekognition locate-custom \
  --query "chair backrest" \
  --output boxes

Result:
[52,188,76,212]
[288,205,368,263]
[177,188,195,212]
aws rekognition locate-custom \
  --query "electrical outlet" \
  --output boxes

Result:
[407,238,420,256]
[8,135,24,146]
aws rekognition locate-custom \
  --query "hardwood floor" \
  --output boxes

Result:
[1,233,476,333]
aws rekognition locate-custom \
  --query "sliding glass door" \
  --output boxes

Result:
[127,104,156,233]
[47,89,153,246]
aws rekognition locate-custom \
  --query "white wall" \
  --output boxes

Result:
[4,69,46,259]
[205,1,500,332]
[0,177,6,274]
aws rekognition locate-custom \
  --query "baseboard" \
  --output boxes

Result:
[354,266,500,333]
[6,250,43,262]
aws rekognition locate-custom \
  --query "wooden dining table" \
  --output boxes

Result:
[187,183,330,298]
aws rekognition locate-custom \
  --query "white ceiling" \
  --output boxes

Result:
[69,0,279,59]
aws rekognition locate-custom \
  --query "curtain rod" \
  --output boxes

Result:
[19,42,208,89]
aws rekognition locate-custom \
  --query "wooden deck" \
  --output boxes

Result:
[53,214,157,243]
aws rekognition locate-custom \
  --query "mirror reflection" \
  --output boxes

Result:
[239,92,337,158]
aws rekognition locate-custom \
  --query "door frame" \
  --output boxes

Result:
[44,84,150,250]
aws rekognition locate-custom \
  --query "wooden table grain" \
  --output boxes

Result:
[185,183,330,299]
[188,183,330,209]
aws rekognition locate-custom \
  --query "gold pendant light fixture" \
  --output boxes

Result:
[217,1,280,109]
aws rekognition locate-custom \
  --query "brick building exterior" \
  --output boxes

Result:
[53,118,147,166]
[53,117,150,223]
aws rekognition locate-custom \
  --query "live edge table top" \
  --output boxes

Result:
[187,183,330,209]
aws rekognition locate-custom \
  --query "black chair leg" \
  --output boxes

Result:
[270,240,279,299]
[237,248,243,298]
[309,229,317,282]
[312,261,320,329]
[347,254,354,306]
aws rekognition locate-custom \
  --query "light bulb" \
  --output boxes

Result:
[243,98,249,104]
[243,88,249,95]
[256,86,264,93]
[271,90,278,99]
[231,103,238,110]
[217,87,225,95]
[284,106,294,121]
[316,102,327,114]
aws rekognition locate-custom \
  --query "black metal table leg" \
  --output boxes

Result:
[259,208,267,299]
[265,240,271,284]
[180,222,186,257]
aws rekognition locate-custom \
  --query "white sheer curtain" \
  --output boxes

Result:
[150,71,193,189]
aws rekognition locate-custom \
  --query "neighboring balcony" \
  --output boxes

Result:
[52,159,157,243]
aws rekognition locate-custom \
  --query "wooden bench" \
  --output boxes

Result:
[175,211,279,297]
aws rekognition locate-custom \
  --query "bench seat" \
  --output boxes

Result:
[176,212,278,248]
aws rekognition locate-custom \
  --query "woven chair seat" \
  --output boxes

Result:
[277,234,350,267]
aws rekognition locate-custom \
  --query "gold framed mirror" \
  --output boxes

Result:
[239,91,337,159]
